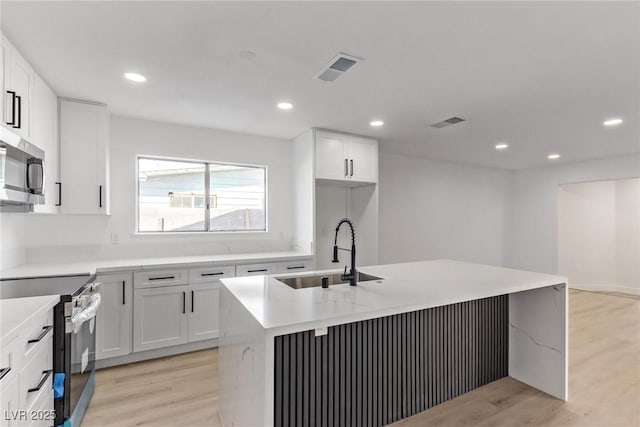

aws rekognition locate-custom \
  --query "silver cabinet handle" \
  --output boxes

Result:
[344,158,348,176]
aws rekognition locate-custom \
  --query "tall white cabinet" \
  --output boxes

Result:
[293,128,379,270]
[33,75,59,214]
[59,99,110,215]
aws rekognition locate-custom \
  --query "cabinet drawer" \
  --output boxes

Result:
[188,265,235,284]
[235,263,278,277]
[19,333,52,411]
[276,260,313,274]
[0,337,21,389]
[134,269,188,289]
[27,384,54,426]
[22,310,53,363]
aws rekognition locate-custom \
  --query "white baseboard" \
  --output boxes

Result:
[570,283,640,296]
[95,338,218,369]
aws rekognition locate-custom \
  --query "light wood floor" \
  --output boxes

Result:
[83,290,640,426]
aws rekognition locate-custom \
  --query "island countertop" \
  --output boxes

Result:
[220,259,567,333]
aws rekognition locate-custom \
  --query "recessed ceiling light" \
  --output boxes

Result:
[123,72,146,83]
[548,153,560,160]
[370,120,384,127]
[603,118,623,127]
[277,102,293,110]
[495,143,509,150]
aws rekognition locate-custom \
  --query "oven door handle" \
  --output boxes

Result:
[71,293,101,334]
[28,370,53,393]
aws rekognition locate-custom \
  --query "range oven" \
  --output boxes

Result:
[0,274,101,426]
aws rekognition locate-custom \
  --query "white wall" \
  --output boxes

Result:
[507,154,640,274]
[558,178,639,294]
[615,178,639,292]
[558,181,617,286]
[0,215,26,270]
[20,116,295,262]
[378,152,512,266]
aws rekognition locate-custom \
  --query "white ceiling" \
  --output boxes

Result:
[1,1,638,170]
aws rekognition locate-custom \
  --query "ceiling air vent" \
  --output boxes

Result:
[316,53,362,82]
[430,116,467,128]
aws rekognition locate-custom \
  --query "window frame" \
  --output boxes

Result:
[135,154,268,235]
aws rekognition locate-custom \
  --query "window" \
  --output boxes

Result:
[137,157,266,233]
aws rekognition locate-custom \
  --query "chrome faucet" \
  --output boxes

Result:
[332,218,357,286]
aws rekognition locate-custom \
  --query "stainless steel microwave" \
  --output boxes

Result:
[0,126,45,211]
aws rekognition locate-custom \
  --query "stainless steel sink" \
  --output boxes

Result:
[277,272,383,289]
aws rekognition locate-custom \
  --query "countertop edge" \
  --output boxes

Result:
[0,252,314,280]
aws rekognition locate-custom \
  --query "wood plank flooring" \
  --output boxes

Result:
[82,290,640,426]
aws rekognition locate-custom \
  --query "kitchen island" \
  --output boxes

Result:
[218,259,568,427]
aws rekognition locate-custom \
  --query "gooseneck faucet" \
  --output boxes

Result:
[332,218,357,286]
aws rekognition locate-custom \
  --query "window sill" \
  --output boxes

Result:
[134,230,268,236]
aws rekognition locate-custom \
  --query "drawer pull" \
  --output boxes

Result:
[201,272,224,277]
[247,269,268,273]
[286,266,306,270]
[27,325,53,344]
[0,367,10,381]
[149,276,175,281]
[28,370,52,393]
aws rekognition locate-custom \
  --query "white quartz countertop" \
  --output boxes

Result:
[0,251,313,280]
[220,259,567,333]
[0,295,59,344]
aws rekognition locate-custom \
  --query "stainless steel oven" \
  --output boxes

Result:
[0,126,45,211]
[0,274,100,427]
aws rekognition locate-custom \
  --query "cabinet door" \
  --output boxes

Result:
[188,282,220,342]
[1,44,4,126]
[59,99,109,215]
[315,131,347,181]
[33,75,59,214]
[346,137,378,183]
[3,41,33,140]
[96,273,132,360]
[133,285,188,352]
[0,375,20,427]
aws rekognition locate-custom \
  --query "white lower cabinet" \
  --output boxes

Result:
[96,273,132,360]
[188,282,221,342]
[0,374,20,427]
[133,285,189,352]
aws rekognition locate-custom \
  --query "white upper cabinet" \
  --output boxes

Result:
[33,75,59,214]
[59,99,110,214]
[2,36,33,141]
[315,130,378,186]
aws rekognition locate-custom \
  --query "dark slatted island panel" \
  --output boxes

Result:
[274,294,509,427]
